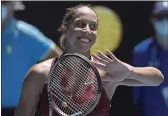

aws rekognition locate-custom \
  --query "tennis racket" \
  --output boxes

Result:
[47,53,102,116]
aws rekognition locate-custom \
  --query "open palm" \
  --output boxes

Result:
[91,50,133,82]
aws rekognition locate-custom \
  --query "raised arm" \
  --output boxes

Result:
[14,65,47,116]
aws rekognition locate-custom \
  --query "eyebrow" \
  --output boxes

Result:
[74,18,97,24]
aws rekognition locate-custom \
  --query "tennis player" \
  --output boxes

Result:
[14,4,164,116]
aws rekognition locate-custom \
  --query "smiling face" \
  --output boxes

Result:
[65,6,98,53]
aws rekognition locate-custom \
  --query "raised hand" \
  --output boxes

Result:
[91,50,133,82]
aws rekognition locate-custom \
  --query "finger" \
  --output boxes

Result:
[91,60,106,70]
[106,50,117,60]
[92,53,109,64]
[97,51,112,62]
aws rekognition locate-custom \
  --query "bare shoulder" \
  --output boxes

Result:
[31,58,54,80]
[14,58,56,116]
[22,58,55,93]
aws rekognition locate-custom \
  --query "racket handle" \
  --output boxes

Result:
[49,108,53,116]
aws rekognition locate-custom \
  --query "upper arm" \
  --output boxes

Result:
[14,66,46,116]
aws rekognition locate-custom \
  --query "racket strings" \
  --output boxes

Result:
[64,57,94,77]
[50,81,82,115]
[50,74,83,111]
[50,73,94,114]
[50,90,78,113]
[53,58,97,102]
[52,64,96,102]
[50,79,96,113]
[51,63,97,111]
[56,58,96,94]
[53,65,87,93]
[49,56,100,115]
[63,57,97,86]
[58,57,98,99]
[49,73,79,115]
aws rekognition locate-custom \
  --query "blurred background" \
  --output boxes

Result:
[2,1,168,116]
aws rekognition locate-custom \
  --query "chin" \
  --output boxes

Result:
[76,45,92,52]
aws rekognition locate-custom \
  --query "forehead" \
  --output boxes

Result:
[75,6,98,22]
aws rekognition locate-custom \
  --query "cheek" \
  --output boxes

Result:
[92,31,98,41]
[69,27,81,36]
[66,29,75,40]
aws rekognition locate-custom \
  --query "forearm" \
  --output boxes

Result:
[118,79,147,86]
[128,66,164,86]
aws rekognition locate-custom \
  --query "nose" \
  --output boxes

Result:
[83,24,91,35]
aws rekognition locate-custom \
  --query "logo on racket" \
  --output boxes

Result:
[84,81,95,85]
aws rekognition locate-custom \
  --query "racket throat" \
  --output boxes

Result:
[70,111,83,116]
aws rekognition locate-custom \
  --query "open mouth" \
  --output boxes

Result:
[77,37,91,43]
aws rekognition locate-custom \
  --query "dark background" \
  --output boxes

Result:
[13,1,155,116]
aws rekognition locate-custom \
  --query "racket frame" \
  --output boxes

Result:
[47,53,102,116]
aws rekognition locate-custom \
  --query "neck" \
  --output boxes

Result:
[64,49,90,59]
[64,40,91,59]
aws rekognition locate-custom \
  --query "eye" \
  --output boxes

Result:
[89,23,98,31]
[75,21,86,28]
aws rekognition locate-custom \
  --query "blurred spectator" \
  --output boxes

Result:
[2,1,62,115]
[132,1,168,116]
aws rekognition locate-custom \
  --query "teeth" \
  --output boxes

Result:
[79,38,89,43]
